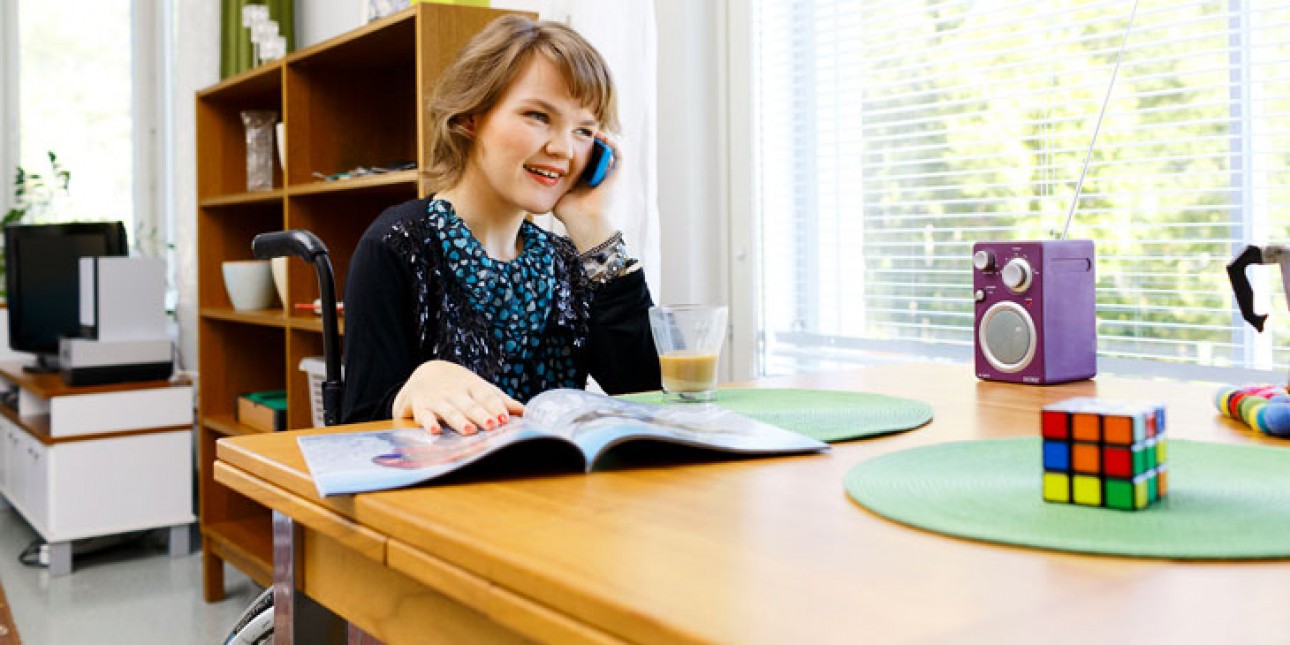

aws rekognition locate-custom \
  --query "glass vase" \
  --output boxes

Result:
[241,110,278,192]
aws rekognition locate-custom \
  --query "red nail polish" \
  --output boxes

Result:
[498,414,508,424]
[485,419,496,430]
[463,423,476,434]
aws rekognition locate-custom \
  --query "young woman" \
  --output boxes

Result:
[341,15,661,433]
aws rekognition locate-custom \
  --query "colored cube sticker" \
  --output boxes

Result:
[1105,479,1134,510]
[1103,446,1132,478]
[1043,472,1070,503]
[1132,444,1149,475]
[1073,475,1102,505]
[1043,441,1070,471]
[1042,411,1069,440]
[1072,443,1100,474]
[1072,414,1101,442]
[1104,416,1134,445]
[1041,397,1168,511]
[1134,476,1150,509]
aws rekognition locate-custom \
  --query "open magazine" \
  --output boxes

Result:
[297,388,830,496]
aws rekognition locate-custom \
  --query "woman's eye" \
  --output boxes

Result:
[575,128,595,139]
[525,111,549,123]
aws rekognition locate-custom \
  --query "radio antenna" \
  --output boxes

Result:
[1060,0,1140,240]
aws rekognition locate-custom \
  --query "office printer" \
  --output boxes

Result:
[59,257,173,386]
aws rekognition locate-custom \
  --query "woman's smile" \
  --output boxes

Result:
[523,163,567,187]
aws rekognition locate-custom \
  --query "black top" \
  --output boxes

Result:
[341,197,662,423]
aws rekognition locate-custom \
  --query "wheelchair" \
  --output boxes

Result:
[225,230,343,644]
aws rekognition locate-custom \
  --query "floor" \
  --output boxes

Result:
[0,508,260,644]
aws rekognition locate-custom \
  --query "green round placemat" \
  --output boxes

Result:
[619,388,932,442]
[845,438,1290,559]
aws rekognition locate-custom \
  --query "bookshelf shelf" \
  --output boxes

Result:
[199,189,285,208]
[203,519,274,592]
[286,169,418,197]
[203,414,265,438]
[200,307,288,328]
[197,60,283,103]
[287,315,346,335]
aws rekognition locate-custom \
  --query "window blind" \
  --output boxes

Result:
[753,0,1290,377]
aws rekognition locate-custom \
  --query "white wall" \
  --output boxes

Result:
[297,0,366,48]
[654,0,725,308]
[0,2,15,222]
[1,3,21,362]
[654,0,749,379]
[169,0,221,377]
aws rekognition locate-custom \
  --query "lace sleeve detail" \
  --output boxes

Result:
[382,215,505,381]
[548,234,592,349]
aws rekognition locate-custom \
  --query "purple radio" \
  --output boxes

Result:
[973,240,1097,384]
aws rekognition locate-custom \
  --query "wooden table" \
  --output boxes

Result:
[214,364,1290,643]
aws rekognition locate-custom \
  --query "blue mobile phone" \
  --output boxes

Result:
[582,137,613,188]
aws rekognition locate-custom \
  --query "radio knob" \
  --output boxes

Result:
[1001,258,1033,293]
[972,250,996,271]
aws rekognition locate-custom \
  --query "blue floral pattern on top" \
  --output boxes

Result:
[427,199,580,402]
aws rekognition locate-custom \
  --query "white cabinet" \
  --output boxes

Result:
[19,429,49,533]
[1,421,12,502]
[0,363,195,575]
[0,420,52,536]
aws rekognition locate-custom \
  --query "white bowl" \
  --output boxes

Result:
[222,260,275,310]
[270,256,288,308]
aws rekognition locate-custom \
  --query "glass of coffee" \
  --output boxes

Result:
[647,304,727,402]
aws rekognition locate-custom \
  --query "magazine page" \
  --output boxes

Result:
[297,421,563,496]
[525,389,830,468]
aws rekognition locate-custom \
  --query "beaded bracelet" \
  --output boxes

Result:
[578,230,623,260]
[579,230,638,285]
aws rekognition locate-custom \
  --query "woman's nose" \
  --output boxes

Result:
[545,133,575,159]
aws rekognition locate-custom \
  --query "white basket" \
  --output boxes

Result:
[298,357,327,428]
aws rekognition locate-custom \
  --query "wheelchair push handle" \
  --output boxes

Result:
[252,230,330,262]
[250,229,344,426]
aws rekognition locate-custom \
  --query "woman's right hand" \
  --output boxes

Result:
[392,360,525,434]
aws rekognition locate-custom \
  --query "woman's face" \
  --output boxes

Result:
[464,55,599,216]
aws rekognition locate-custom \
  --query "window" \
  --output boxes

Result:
[752,0,1290,379]
[9,1,138,235]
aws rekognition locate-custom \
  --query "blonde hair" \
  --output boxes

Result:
[425,15,619,193]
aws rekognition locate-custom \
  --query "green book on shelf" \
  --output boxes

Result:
[237,389,287,432]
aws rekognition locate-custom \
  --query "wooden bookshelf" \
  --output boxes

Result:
[195,4,528,601]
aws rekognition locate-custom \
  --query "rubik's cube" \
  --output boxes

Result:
[1041,397,1168,510]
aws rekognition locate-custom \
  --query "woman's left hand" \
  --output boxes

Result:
[553,133,621,252]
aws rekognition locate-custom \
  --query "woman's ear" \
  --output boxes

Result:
[461,115,476,138]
